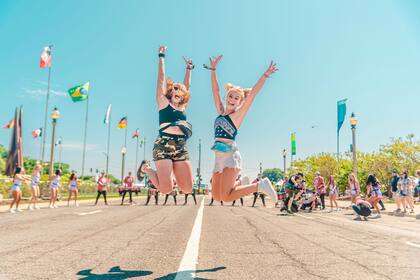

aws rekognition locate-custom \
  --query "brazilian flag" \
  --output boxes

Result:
[68,82,89,102]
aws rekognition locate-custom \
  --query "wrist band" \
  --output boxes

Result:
[187,63,195,70]
[203,64,215,71]
[158,53,165,58]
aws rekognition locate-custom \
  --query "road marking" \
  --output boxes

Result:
[295,213,314,220]
[310,213,420,238]
[406,241,420,249]
[175,197,205,279]
[76,210,102,216]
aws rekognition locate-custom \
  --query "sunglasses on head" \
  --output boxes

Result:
[173,85,185,92]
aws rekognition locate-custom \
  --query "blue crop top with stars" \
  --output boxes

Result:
[214,115,238,140]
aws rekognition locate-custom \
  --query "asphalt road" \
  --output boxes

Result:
[0,196,419,280]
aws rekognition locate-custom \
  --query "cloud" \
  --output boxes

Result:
[45,141,98,151]
[21,88,67,100]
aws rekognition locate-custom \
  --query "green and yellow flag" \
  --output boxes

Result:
[291,133,296,156]
[68,82,90,102]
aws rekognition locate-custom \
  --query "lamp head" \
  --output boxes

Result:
[350,112,357,127]
[51,107,60,121]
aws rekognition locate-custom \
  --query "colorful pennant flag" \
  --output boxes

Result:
[3,119,14,129]
[68,82,90,102]
[132,129,139,139]
[337,99,347,133]
[291,133,296,156]
[118,117,127,129]
[104,104,112,124]
[55,137,62,146]
[40,46,52,68]
[32,128,42,139]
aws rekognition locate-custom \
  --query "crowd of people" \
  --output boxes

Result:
[5,45,419,220]
[275,169,420,220]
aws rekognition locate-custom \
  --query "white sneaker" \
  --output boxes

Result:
[16,209,23,213]
[28,206,34,211]
[240,176,250,186]
[49,205,54,209]
[258,178,278,203]
[35,206,40,210]
[54,205,59,208]
[9,208,16,214]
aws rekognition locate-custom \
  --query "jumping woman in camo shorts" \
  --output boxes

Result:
[138,46,194,196]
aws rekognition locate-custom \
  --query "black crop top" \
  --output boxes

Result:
[214,115,238,140]
[159,104,186,125]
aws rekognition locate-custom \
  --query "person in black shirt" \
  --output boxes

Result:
[390,170,401,213]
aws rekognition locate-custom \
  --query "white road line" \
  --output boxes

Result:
[406,241,420,249]
[295,213,314,220]
[175,197,205,279]
[76,210,102,216]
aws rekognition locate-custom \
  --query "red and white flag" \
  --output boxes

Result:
[3,119,14,129]
[32,128,42,139]
[132,129,139,139]
[40,46,52,68]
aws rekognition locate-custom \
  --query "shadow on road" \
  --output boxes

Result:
[76,266,153,279]
[154,266,226,280]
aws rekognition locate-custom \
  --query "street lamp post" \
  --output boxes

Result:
[350,112,358,176]
[282,149,287,175]
[49,107,60,177]
[121,146,127,184]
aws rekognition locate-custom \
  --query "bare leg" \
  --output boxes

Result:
[74,190,78,204]
[154,160,174,194]
[9,191,18,210]
[173,160,193,194]
[219,168,258,202]
[16,191,21,209]
[211,173,223,201]
[401,197,407,212]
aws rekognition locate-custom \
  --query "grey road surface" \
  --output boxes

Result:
[0,196,419,280]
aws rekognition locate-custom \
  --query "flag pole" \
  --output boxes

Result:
[38,130,43,162]
[121,126,128,183]
[58,139,62,170]
[81,96,89,176]
[134,131,139,182]
[105,107,111,176]
[41,65,52,172]
[143,137,146,161]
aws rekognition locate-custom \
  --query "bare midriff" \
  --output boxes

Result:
[214,138,234,144]
[160,123,184,135]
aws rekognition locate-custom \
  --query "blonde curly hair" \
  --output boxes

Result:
[165,79,190,107]
[224,83,252,101]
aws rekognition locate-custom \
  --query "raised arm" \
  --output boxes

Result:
[156,46,169,108]
[236,61,278,122]
[209,55,224,115]
[182,56,193,90]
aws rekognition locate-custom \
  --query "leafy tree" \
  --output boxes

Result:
[262,168,284,183]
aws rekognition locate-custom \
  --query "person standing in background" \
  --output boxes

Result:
[95,171,109,206]
[314,171,326,210]
[28,163,42,210]
[121,172,134,205]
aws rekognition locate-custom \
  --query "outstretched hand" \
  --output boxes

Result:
[159,46,167,54]
[182,56,193,66]
[264,61,278,78]
[209,55,223,70]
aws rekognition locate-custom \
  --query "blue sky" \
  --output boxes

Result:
[0,0,419,181]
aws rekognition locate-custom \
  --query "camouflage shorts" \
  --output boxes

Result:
[153,135,189,162]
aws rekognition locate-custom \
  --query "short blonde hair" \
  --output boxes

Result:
[224,83,252,100]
